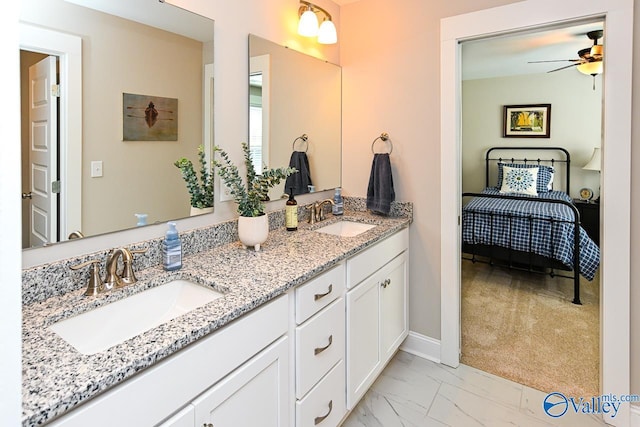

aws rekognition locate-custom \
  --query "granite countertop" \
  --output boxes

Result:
[22,210,410,426]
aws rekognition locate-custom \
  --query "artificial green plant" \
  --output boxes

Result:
[213,142,297,217]
[174,144,214,209]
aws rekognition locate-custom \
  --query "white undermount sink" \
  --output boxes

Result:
[50,279,224,355]
[314,220,376,237]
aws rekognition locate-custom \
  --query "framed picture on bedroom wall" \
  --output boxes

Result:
[503,104,551,138]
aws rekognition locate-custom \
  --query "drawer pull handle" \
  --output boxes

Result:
[314,284,333,301]
[381,278,391,288]
[314,400,333,425]
[314,335,333,355]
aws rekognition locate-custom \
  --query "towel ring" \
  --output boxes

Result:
[292,134,309,153]
[371,132,393,154]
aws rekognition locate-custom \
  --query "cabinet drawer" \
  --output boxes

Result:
[296,360,346,427]
[296,263,345,324]
[347,228,408,289]
[296,298,345,399]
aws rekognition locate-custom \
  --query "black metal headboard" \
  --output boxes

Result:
[485,146,571,192]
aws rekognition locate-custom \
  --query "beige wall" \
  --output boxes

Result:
[462,72,602,197]
[340,0,520,342]
[342,0,639,400]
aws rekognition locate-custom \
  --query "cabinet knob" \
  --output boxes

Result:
[314,400,333,425]
[314,284,333,301]
[381,278,391,288]
[314,335,333,355]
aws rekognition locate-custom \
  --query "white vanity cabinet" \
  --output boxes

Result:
[293,263,346,427]
[345,228,409,409]
[49,295,289,427]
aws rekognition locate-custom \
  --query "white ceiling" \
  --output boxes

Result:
[462,21,604,80]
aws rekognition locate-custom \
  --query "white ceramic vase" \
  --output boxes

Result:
[237,215,269,251]
[190,206,214,216]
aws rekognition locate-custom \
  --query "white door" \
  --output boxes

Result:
[28,55,58,247]
[193,337,289,427]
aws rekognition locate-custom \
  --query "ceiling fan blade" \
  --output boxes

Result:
[547,63,581,73]
[528,59,582,64]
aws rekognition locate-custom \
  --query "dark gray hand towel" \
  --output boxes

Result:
[284,151,312,196]
[366,153,395,215]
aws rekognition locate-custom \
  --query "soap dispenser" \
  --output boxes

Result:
[286,188,298,231]
[162,221,182,271]
[332,187,344,215]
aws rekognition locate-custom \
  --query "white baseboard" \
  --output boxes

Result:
[399,331,441,363]
[631,404,640,427]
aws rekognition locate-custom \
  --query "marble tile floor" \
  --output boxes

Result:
[341,350,609,427]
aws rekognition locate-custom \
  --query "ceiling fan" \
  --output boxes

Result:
[528,30,603,89]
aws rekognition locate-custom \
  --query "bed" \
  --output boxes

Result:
[461,147,600,304]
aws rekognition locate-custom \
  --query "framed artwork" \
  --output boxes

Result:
[503,104,551,138]
[123,93,178,141]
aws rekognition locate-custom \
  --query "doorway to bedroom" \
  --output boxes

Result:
[459,22,603,399]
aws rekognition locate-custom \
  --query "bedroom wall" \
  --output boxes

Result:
[462,72,602,198]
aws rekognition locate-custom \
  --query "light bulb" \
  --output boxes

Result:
[298,8,319,37]
[317,19,337,44]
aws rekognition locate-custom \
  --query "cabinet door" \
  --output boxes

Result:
[193,336,289,427]
[346,274,380,409]
[380,252,408,363]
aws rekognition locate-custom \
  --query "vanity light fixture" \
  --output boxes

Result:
[298,1,337,44]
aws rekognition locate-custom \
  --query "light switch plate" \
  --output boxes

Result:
[91,161,103,178]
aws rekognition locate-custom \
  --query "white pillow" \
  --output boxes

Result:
[500,165,539,196]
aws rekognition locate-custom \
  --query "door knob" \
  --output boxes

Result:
[22,192,33,199]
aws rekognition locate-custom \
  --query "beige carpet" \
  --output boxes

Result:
[461,260,599,398]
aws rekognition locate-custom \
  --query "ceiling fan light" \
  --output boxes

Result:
[298,8,319,37]
[590,44,603,57]
[317,19,337,44]
[577,61,603,76]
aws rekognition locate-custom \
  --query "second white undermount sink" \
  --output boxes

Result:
[315,220,376,237]
[50,279,224,355]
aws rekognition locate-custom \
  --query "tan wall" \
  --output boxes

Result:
[462,72,602,198]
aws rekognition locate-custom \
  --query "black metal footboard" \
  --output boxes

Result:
[461,192,582,305]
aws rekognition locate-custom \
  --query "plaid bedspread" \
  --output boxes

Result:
[462,188,600,281]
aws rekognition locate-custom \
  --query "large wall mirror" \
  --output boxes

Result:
[19,0,214,250]
[249,35,341,201]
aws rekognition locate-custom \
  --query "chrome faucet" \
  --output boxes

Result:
[104,247,148,290]
[308,199,335,224]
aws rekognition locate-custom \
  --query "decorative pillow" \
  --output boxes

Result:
[496,163,554,193]
[499,165,539,196]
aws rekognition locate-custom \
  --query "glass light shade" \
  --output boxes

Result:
[298,9,319,37]
[577,61,603,76]
[590,44,603,57]
[583,147,601,171]
[317,19,337,44]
